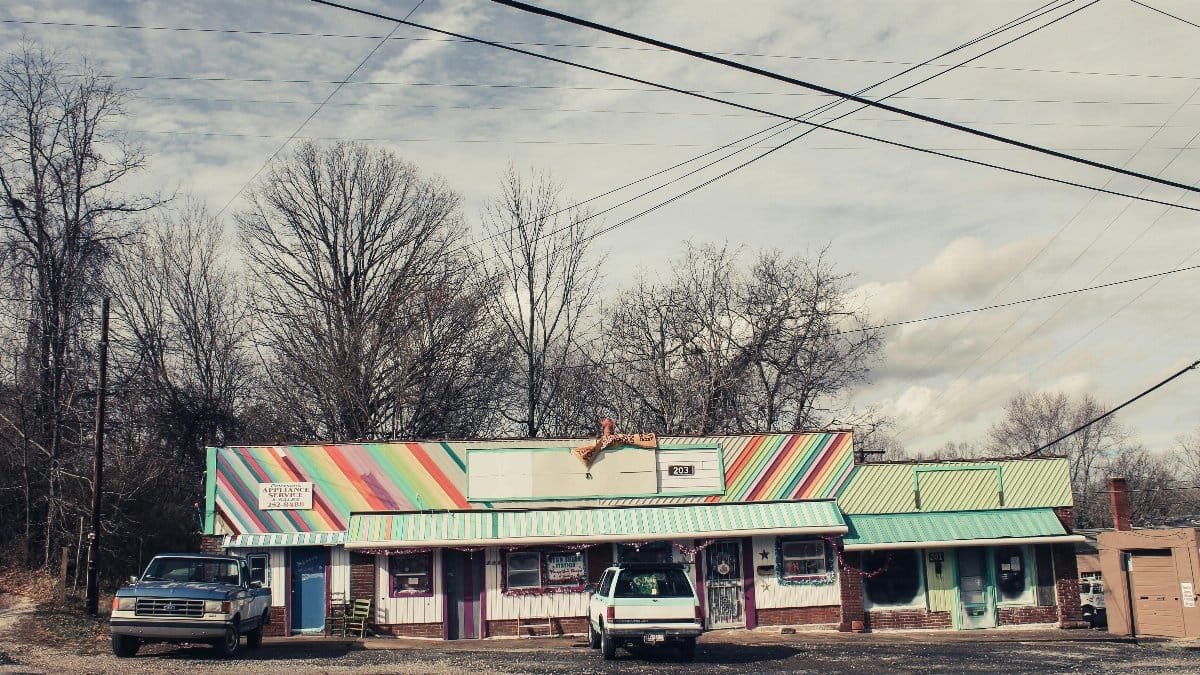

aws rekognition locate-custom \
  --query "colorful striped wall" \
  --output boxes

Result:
[209,432,855,535]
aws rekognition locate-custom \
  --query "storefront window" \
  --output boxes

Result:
[505,551,543,589]
[863,550,924,608]
[993,545,1033,604]
[617,541,673,563]
[389,552,433,596]
[247,553,269,586]
[780,540,828,578]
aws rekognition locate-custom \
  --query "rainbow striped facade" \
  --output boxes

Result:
[205,432,854,535]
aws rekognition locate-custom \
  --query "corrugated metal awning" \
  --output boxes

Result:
[222,531,345,548]
[843,508,1083,550]
[346,500,846,548]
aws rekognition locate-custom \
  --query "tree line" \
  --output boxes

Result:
[0,47,880,579]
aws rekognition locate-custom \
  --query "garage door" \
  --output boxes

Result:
[1130,551,1185,637]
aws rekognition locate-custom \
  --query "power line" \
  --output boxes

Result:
[210,0,426,220]
[9,17,1200,81]
[1130,0,1200,30]
[1024,359,1200,457]
[309,0,1200,215]
[490,0,1200,196]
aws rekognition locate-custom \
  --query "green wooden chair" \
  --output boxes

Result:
[345,598,373,638]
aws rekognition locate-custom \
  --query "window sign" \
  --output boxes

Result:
[389,552,433,596]
[993,545,1033,604]
[546,552,585,585]
[257,482,313,510]
[781,540,827,577]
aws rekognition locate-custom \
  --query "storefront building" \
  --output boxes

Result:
[200,433,1085,637]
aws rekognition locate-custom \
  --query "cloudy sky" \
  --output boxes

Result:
[3,0,1198,453]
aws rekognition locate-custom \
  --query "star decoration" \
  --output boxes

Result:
[759,549,770,560]
[760,581,771,592]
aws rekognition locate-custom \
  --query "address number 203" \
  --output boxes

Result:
[668,465,694,476]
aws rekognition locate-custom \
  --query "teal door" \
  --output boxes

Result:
[291,549,326,633]
[956,548,996,629]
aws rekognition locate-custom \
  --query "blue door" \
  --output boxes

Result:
[291,549,326,633]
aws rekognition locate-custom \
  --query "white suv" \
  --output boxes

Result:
[587,563,704,661]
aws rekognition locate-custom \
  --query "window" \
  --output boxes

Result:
[142,557,240,585]
[780,539,828,579]
[389,552,433,596]
[545,551,586,587]
[613,568,693,598]
[863,549,924,608]
[595,570,614,597]
[247,553,269,586]
[505,551,542,590]
[993,545,1033,604]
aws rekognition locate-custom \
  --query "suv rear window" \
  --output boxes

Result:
[614,568,693,598]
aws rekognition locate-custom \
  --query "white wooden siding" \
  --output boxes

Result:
[235,547,288,607]
[375,552,443,625]
[330,546,350,601]
[656,448,724,494]
[468,447,657,501]
[750,536,840,610]
[484,547,590,622]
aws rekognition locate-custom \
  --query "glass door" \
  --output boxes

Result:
[956,548,996,629]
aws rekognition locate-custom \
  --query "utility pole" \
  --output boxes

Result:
[85,298,109,616]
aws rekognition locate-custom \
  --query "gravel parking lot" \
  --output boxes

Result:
[4,625,1200,674]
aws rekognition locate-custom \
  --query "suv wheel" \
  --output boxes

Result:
[600,624,617,660]
[111,634,139,658]
[588,621,600,649]
[213,621,240,658]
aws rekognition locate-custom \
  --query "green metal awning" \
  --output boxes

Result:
[346,500,846,548]
[222,531,345,548]
[843,508,1083,551]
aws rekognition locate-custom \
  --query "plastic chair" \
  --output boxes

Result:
[345,598,373,638]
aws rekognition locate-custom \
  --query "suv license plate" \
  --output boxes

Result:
[643,633,665,644]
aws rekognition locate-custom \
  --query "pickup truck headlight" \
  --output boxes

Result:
[111,597,135,611]
[204,600,232,614]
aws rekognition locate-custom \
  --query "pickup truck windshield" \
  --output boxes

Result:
[614,569,692,598]
[142,558,241,585]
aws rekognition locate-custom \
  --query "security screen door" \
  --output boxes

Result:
[956,548,996,629]
[705,540,744,628]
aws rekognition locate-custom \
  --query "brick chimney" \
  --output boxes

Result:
[1109,476,1131,531]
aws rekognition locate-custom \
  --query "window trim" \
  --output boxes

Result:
[388,551,435,598]
[862,548,927,610]
[246,553,270,587]
[501,548,588,594]
[775,537,836,586]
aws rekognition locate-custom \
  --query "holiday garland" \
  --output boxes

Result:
[822,536,894,579]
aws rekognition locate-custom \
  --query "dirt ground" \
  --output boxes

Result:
[4,592,1200,674]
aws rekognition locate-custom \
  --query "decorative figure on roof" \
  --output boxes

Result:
[571,416,657,468]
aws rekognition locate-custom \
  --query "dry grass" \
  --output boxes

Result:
[0,552,113,654]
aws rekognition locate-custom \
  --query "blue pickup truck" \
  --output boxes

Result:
[109,553,272,658]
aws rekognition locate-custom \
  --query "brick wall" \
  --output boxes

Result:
[756,605,839,626]
[1053,543,1087,627]
[837,550,865,632]
[867,609,952,630]
[263,606,287,637]
[1053,507,1075,531]
[350,552,375,602]
[377,622,443,638]
[487,616,588,637]
[199,535,224,553]
[998,605,1058,626]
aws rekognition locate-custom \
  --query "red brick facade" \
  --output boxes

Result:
[1053,543,1087,628]
[263,606,288,637]
[350,552,375,602]
[199,535,224,553]
[998,605,1058,626]
[487,616,588,637]
[837,551,865,631]
[757,605,840,626]
[378,622,444,638]
[867,609,953,630]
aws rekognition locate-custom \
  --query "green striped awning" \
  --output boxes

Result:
[346,501,845,548]
[222,531,345,548]
[843,508,1083,550]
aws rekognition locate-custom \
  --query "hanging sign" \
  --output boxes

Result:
[546,552,585,584]
[258,482,313,510]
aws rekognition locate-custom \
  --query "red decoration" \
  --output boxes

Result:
[822,536,893,579]
[572,417,657,468]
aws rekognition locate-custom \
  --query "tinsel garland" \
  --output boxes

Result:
[502,583,588,597]
[822,536,893,579]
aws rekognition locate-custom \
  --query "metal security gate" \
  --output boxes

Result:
[704,540,744,628]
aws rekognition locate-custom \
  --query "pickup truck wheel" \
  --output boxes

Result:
[678,637,697,662]
[213,622,240,658]
[111,634,139,658]
[247,612,267,649]
[587,621,600,649]
[600,625,617,660]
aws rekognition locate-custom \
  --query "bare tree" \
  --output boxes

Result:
[604,244,880,434]
[238,141,497,440]
[987,391,1127,527]
[0,44,153,566]
[481,167,601,437]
